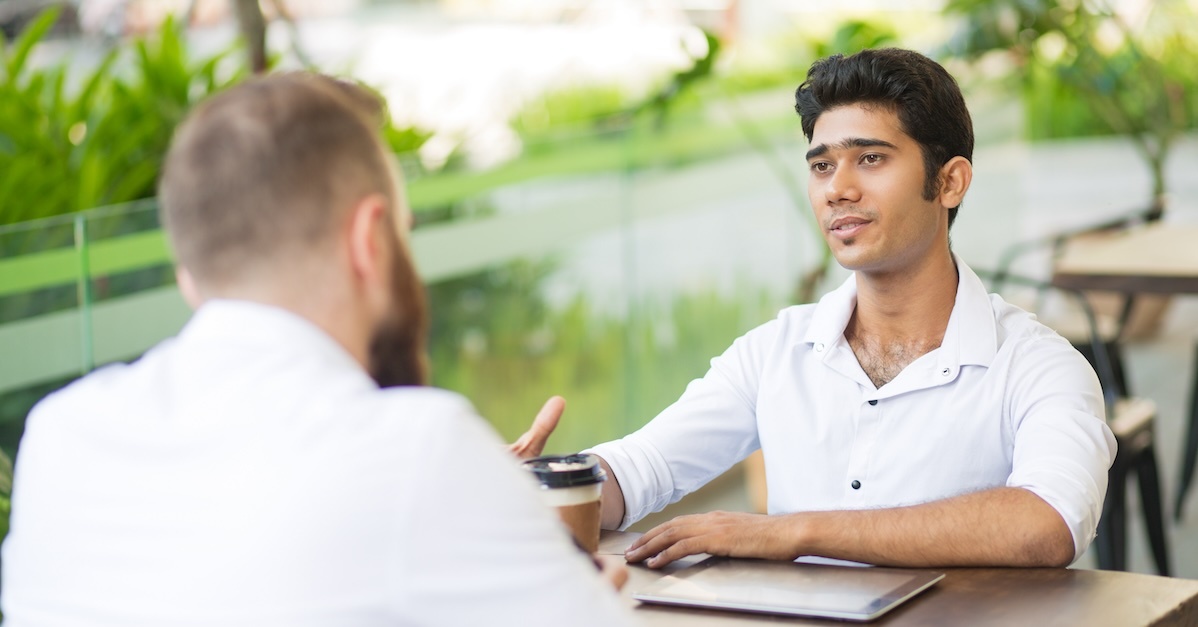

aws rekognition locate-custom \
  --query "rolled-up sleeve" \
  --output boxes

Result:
[588,320,780,529]
[1004,333,1117,562]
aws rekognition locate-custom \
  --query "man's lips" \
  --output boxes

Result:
[828,216,871,234]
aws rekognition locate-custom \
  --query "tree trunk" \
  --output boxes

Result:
[233,0,268,74]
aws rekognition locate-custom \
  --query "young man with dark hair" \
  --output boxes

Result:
[517,48,1115,569]
[2,73,633,625]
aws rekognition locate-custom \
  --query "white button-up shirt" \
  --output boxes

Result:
[3,301,632,626]
[591,258,1116,560]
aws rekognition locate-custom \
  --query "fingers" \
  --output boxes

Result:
[531,396,565,440]
[625,512,705,555]
[625,516,707,568]
[595,554,629,591]
[507,396,566,459]
[642,538,701,569]
[624,512,776,569]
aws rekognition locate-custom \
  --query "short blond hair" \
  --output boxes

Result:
[159,72,395,286]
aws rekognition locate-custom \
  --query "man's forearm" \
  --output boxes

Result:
[787,487,1074,567]
[626,486,1076,568]
[597,457,626,530]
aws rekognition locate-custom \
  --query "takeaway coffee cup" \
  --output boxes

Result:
[522,454,606,553]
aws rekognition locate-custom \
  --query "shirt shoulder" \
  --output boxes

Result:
[986,293,1104,413]
[23,337,176,435]
[351,386,510,469]
[733,303,818,353]
[989,293,1079,356]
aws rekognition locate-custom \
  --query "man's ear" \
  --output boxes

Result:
[175,266,203,309]
[347,193,391,285]
[938,156,973,210]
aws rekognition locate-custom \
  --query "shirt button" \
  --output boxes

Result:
[868,399,878,406]
[815,343,825,353]
[941,367,951,376]
[851,480,861,490]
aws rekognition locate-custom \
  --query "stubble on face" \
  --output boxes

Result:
[806,104,947,276]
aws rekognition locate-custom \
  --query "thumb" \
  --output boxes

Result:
[508,396,566,459]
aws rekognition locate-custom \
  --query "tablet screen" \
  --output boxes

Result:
[632,557,944,622]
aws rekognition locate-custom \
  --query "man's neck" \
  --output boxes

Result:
[199,279,374,374]
[844,250,959,388]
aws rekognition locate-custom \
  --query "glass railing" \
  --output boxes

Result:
[0,119,827,458]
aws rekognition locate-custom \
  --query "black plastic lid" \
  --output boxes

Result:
[522,454,607,488]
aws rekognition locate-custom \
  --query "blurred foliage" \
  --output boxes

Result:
[383,123,431,156]
[0,9,245,227]
[944,0,1198,203]
[513,84,630,138]
[811,19,899,59]
[0,8,432,229]
[429,272,771,450]
[0,446,11,544]
[512,31,723,141]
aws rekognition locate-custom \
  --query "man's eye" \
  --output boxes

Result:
[862,154,883,165]
[810,162,831,173]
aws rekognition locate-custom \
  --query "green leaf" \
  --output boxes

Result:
[106,160,159,203]
[70,49,120,119]
[4,7,61,80]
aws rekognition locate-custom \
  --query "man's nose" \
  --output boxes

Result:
[825,166,862,204]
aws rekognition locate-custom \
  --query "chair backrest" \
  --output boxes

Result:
[989,203,1163,295]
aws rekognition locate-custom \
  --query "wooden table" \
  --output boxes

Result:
[1053,224,1198,294]
[1051,223,1198,520]
[601,532,1198,626]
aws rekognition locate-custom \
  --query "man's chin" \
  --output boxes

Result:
[829,246,872,273]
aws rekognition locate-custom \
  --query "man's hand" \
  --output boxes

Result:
[509,396,565,459]
[624,511,799,569]
[626,488,1075,569]
[594,554,629,592]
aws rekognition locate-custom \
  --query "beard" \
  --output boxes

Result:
[367,232,430,388]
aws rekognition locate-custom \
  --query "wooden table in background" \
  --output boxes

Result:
[1053,224,1198,294]
[1051,223,1198,519]
[602,531,1198,626]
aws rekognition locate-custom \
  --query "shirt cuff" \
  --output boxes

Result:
[1008,457,1106,562]
[586,436,674,531]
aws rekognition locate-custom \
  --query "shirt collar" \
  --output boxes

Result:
[178,299,369,377]
[947,256,999,368]
[801,254,998,369]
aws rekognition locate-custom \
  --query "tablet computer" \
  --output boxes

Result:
[632,556,944,622]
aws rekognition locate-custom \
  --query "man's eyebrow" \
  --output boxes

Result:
[805,137,898,161]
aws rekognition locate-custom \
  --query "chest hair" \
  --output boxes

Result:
[846,331,942,389]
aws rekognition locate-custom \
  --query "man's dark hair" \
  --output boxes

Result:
[794,48,974,227]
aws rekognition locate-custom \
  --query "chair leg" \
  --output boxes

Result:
[1175,343,1198,521]
[1093,510,1114,569]
[1106,340,1131,397]
[1096,464,1128,571]
[1135,444,1171,576]
[1073,339,1131,397]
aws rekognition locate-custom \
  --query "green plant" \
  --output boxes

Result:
[0,10,431,231]
[0,9,245,227]
[513,84,631,139]
[0,447,11,540]
[430,276,775,451]
[812,19,899,59]
[944,0,1198,208]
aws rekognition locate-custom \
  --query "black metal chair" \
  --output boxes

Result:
[989,207,1163,397]
[991,205,1198,524]
[982,270,1171,575]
